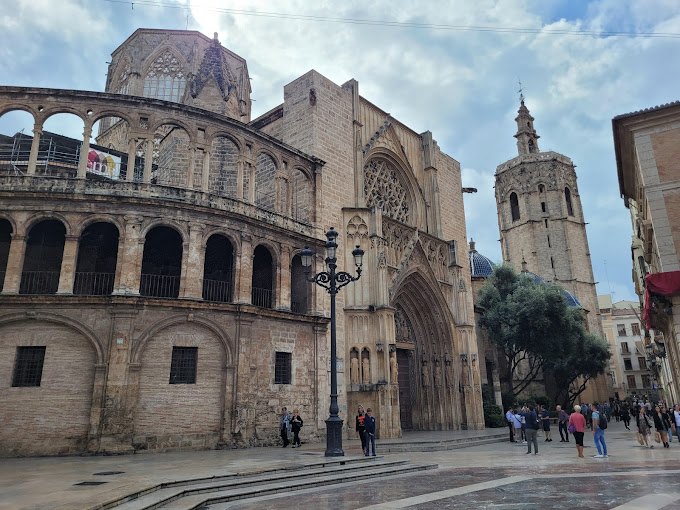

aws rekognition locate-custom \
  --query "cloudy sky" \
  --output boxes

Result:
[2,0,680,303]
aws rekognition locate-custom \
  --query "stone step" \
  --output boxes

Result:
[158,461,437,509]
[102,458,426,510]
[381,434,509,452]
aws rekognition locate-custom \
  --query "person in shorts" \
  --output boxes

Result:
[540,405,552,442]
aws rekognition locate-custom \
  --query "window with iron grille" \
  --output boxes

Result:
[624,358,633,371]
[169,347,197,384]
[617,324,626,336]
[631,323,641,336]
[275,352,292,384]
[12,346,46,387]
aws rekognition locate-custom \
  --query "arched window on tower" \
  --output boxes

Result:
[74,222,119,296]
[565,187,574,216]
[538,184,545,193]
[140,226,183,298]
[510,192,520,222]
[143,51,187,103]
[20,220,66,295]
[202,234,234,302]
[528,139,535,153]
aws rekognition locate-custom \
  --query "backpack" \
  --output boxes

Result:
[599,413,608,430]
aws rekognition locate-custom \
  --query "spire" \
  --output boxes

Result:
[514,95,540,156]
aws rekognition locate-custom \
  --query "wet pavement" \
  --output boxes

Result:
[1,423,679,509]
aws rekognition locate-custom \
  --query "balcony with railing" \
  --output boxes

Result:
[252,287,273,309]
[19,271,60,295]
[140,274,180,299]
[202,279,233,303]
[73,272,115,296]
[291,298,308,314]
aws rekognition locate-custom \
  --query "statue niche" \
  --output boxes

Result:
[350,348,360,385]
[389,351,398,384]
[361,348,370,384]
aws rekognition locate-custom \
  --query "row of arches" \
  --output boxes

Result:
[508,186,576,222]
[0,218,310,311]
[0,100,315,223]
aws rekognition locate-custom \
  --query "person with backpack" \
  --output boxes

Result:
[591,403,608,458]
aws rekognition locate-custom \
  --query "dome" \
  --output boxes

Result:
[468,239,496,278]
[519,270,582,308]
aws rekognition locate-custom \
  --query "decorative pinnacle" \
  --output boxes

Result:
[518,78,524,105]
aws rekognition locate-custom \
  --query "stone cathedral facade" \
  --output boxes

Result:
[494,98,609,402]
[0,29,483,456]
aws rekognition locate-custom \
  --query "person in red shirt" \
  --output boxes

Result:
[355,405,367,455]
[568,404,587,458]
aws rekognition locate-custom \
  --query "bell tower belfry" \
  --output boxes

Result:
[514,97,540,155]
[494,96,610,403]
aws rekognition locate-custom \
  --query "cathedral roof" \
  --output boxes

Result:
[520,270,582,308]
[468,240,496,278]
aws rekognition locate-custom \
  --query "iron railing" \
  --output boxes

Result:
[251,286,273,308]
[202,278,233,303]
[19,271,61,295]
[291,298,308,314]
[73,272,115,296]
[140,274,180,298]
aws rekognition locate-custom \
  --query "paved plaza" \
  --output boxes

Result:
[1,422,679,509]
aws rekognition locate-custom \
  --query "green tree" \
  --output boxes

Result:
[544,311,610,408]
[477,264,609,402]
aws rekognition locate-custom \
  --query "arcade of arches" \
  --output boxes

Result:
[0,29,483,457]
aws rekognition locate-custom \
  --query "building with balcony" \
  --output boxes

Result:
[598,295,665,401]
[0,29,482,456]
[613,102,680,405]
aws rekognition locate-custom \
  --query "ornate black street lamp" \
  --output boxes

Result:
[300,227,364,457]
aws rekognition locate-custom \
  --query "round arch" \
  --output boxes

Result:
[0,213,17,234]
[21,212,72,236]
[74,215,123,237]
[140,219,188,244]
[202,228,240,252]
[207,132,244,153]
[0,104,38,120]
[149,119,194,141]
[0,311,105,363]
[253,148,282,171]
[131,314,235,365]
[41,108,88,125]
[90,109,135,127]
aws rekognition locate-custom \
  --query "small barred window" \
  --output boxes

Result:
[275,352,292,384]
[12,346,46,387]
[169,346,197,384]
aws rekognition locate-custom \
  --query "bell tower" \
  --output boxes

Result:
[494,97,610,402]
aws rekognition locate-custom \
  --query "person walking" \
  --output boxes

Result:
[512,410,522,443]
[506,407,515,442]
[541,405,552,442]
[557,405,569,442]
[637,405,654,448]
[569,405,587,458]
[662,406,673,444]
[591,404,608,458]
[674,404,680,442]
[653,405,671,448]
[620,405,631,430]
[290,409,303,448]
[364,408,377,456]
[523,405,539,455]
[356,405,367,454]
[280,407,292,447]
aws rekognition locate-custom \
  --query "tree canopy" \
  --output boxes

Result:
[477,264,610,407]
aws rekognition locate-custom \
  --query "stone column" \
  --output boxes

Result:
[277,244,291,310]
[180,222,205,299]
[187,147,197,189]
[87,363,107,452]
[113,216,143,295]
[1,233,26,294]
[202,151,211,192]
[57,235,79,294]
[275,176,283,214]
[26,123,43,176]
[77,124,93,179]
[126,138,137,182]
[235,233,253,303]
[143,139,153,183]
[248,164,255,203]
[236,158,245,200]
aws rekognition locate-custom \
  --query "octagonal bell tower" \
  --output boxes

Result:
[494,98,609,402]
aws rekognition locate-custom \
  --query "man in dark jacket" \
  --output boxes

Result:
[364,408,377,456]
[522,405,539,455]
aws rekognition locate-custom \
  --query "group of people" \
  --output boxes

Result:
[279,407,304,448]
[279,405,377,456]
[506,399,680,458]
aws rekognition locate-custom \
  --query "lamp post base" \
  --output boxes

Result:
[324,416,344,457]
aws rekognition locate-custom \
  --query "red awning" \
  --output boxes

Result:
[643,271,680,330]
